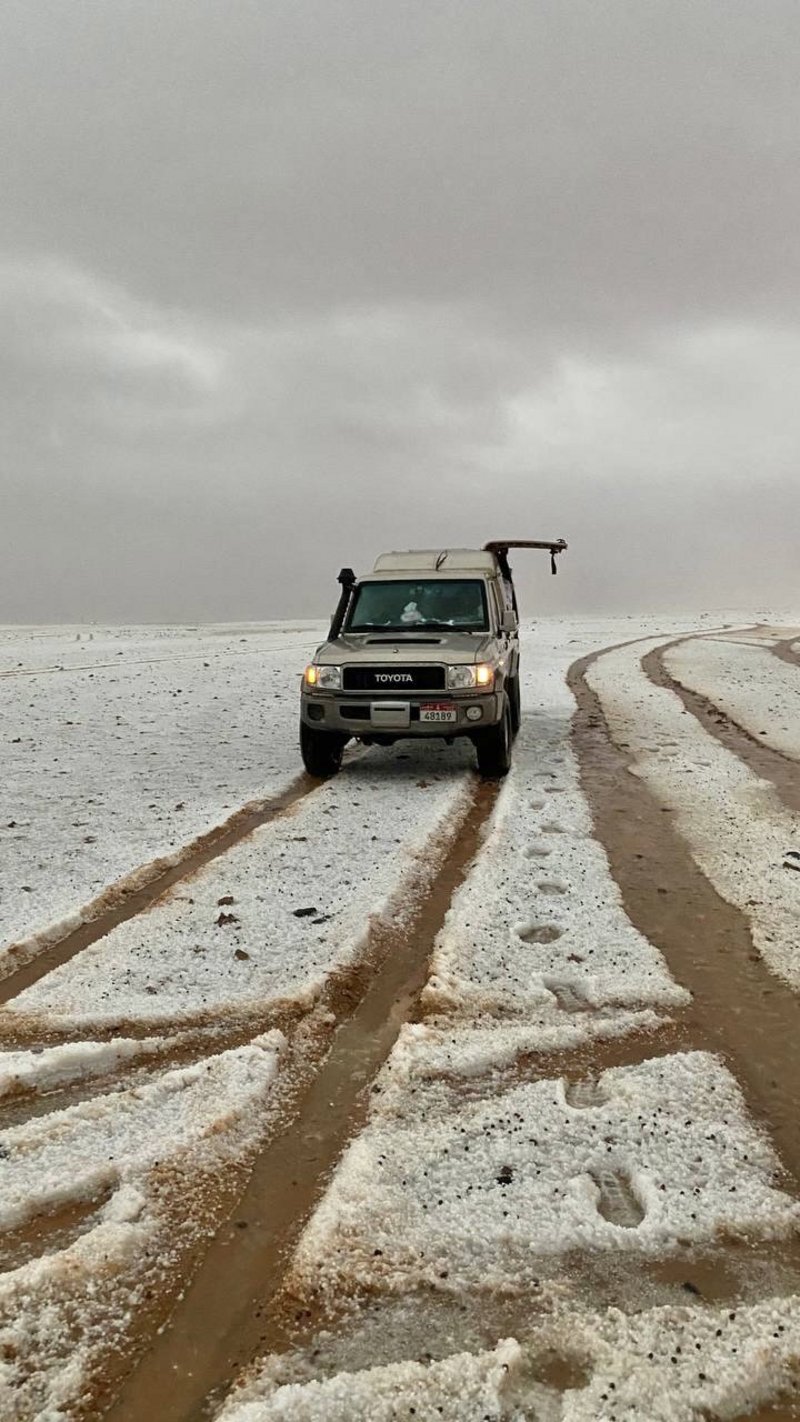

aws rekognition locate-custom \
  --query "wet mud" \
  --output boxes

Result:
[0,993,313,1052]
[0,1187,114,1273]
[568,644,800,1187]
[9,626,800,1421]
[401,1017,691,1108]
[104,632,800,1421]
[646,639,800,815]
[0,1008,327,1131]
[221,1233,800,1407]
[100,780,499,1422]
[0,774,319,1008]
[733,1394,800,1421]
[772,637,800,672]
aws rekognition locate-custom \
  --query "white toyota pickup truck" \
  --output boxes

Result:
[300,539,566,779]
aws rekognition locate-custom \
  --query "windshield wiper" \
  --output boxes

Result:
[418,621,486,632]
[348,622,487,634]
[347,623,411,632]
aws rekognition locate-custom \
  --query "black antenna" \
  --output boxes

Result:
[435,550,448,569]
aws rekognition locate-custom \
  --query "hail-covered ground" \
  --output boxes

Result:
[0,614,799,1422]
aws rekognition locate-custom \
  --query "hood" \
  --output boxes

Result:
[314,631,494,666]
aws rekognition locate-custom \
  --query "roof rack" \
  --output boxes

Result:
[484,538,568,576]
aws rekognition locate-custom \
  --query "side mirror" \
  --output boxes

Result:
[501,609,517,634]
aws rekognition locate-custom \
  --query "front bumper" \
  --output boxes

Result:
[300,690,503,736]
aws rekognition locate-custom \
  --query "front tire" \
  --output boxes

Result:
[474,698,513,779]
[300,721,347,778]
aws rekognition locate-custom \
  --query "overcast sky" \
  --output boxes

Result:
[1,0,798,622]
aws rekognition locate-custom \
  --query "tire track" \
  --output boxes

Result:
[0,773,320,1009]
[211,1235,800,1409]
[567,641,800,1187]
[0,1011,324,1129]
[0,772,495,1111]
[0,1188,114,1274]
[9,626,794,1419]
[772,636,800,671]
[645,636,800,815]
[391,1020,690,1108]
[100,629,800,1422]
[89,782,500,1422]
[138,628,798,1422]
[0,639,319,678]
[0,992,307,1052]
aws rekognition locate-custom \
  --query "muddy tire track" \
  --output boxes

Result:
[0,1009,329,1131]
[772,636,800,672]
[222,627,800,1415]
[90,781,499,1422]
[0,1002,305,1054]
[567,643,800,1186]
[392,1018,691,1108]
[210,627,800,1415]
[0,769,471,1117]
[0,1188,115,1274]
[9,627,797,1421]
[217,1234,800,1407]
[645,637,800,814]
[0,774,321,1007]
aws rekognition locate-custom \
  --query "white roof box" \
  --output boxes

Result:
[372,548,498,573]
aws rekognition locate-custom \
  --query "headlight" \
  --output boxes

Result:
[447,664,494,690]
[305,664,342,689]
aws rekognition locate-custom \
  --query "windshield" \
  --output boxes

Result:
[347,579,489,632]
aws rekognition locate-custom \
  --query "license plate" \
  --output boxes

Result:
[420,702,457,723]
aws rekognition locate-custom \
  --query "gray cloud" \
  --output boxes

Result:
[1,0,799,621]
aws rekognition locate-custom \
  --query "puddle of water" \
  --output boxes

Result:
[643,1245,800,1305]
[247,1287,568,1394]
[411,1022,688,1112]
[100,781,499,1422]
[511,1347,590,1394]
